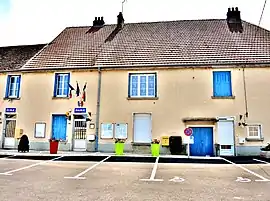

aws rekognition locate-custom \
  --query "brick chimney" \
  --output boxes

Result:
[117,12,124,28]
[93,16,105,27]
[226,7,243,33]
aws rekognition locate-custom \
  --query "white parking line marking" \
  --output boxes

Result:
[253,159,270,164]
[235,177,251,183]
[169,176,185,183]
[221,157,270,182]
[0,156,64,176]
[64,156,111,180]
[140,156,164,182]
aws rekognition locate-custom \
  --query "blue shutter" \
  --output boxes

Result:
[63,74,70,96]
[5,75,10,98]
[16,76,21,98]
[128,74,131,97]
[154,73,157,97]
[53,74,58,97]
[213,71,232,97]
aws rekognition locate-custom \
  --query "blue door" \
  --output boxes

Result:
[52,115,67,140]
[190,127,214,156]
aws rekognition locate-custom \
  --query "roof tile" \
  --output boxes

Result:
[22,19,270,69]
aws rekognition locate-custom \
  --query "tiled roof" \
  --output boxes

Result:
[0,44,45,71]
[22,19,270,69]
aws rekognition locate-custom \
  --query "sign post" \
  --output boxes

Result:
[184,128,193,158]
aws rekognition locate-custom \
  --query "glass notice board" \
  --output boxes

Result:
[114,123,128,139]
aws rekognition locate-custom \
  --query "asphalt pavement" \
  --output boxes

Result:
[0,156,270,201]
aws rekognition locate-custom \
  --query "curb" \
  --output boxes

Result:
[1,154,269,164]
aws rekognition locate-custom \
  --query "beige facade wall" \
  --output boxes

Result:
[0,70,98,146]
[0,66,269,153]
[99,67,269,148]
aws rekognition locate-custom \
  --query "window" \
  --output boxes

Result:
[53,73,70,97]
[213,71,232,97]
[128,73,157,98]
[247,125,261,138]
[5,75,21,98]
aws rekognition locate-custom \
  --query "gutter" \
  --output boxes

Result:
[2,62,270,73]
[95,66,102,151]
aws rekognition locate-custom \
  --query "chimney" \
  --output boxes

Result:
[92,16,105,27]
[226,7,243,33]
[93,17,98,26]
[117,12,124,28]
[101,17,105,25]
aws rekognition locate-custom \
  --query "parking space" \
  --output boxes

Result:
[0,156,270,201]
[0,158,41,173]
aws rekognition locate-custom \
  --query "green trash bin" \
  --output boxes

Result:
[115,142,125,156]
[151,143,160,157]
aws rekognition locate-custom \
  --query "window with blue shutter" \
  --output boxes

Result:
[129,73,157,98]
[53,73,70,97]
[213,71,232,97]
[5,75,21,98]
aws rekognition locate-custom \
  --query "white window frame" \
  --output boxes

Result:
[247,125,262,139]
[56,73,69,97]
[8,75,20,98]
[129,73,156,98]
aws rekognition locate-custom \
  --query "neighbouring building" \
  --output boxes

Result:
[1,8,270,156]
[0,44,45,149]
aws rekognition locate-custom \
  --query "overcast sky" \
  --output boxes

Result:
[0,0,269,47]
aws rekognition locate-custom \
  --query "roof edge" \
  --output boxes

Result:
[64,18,227,29]
[2,62,270,73]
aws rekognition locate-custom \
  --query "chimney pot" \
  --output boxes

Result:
[101,17,105,25]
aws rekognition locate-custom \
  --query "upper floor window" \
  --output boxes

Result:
[53,73,70,97]
[5,75,21,98]
[128,73,157,98]
[247,125,262,139]
[213,71,232,97]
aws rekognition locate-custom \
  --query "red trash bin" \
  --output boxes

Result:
[50,140,59,154]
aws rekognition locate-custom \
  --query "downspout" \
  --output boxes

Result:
[95,66,102,151]
[242,66,249,120]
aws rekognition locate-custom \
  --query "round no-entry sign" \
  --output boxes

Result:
[184,128,193,136]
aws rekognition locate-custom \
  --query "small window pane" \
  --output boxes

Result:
[140,76,147,96]
[148,75,155,96]
[131,76,138,96]
[9,76,19,97]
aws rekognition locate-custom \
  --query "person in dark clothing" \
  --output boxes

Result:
[18,134,29,152]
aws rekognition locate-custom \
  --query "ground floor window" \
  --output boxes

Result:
[247,125,261,139]
[133,113,152,143]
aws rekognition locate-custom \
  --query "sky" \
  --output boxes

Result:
[0,0,269,47]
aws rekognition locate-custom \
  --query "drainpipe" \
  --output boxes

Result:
[242,66,249,119]
[95,66,102,151]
